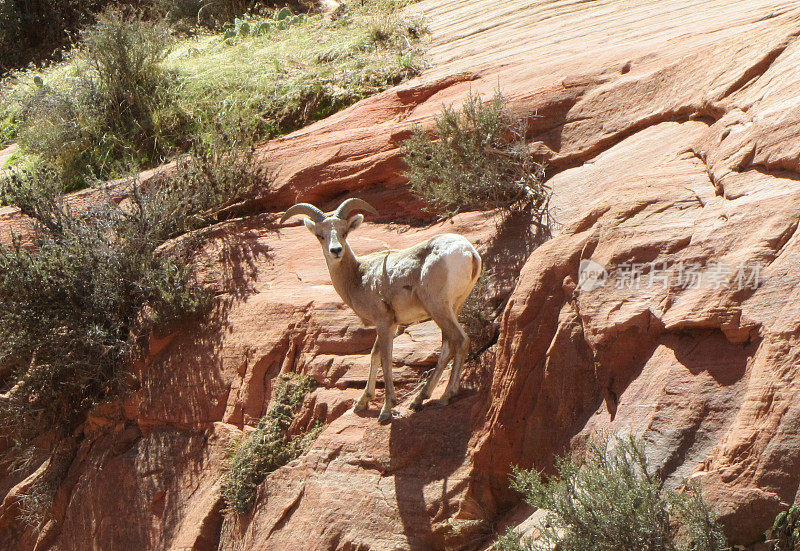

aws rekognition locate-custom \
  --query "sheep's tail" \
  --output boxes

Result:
[471,251,482,283]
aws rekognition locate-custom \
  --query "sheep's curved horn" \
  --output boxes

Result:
[280,203,325,224]
[334,198,379,220]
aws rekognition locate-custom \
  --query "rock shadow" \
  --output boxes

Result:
[663,329,754,387]
[389,392,480,551]
[138,215,273,427]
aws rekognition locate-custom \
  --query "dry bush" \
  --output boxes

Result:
[0,119,259,451]
[501,435,728,551]
[403,90,548,218]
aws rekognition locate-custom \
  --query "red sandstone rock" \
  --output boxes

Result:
[3,0,800,549]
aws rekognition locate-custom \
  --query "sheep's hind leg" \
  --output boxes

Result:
[411,300,466,410]
[440,331,468,405]
[410,340,453,411]
[377,323,398,423]
[353,338,380,414]
[432,307,468,406]
[439,288,473,405]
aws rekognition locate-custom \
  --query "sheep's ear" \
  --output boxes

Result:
[347,214,364,231]
[303,217,317,234]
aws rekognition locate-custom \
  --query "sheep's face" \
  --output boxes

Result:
[304,214,364,262]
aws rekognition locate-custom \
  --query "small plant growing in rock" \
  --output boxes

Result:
[402,90,549,218]
[459,272,499,358]
[500,434,728,551]
[221,375,323,514]
[768,506,800,551]
[494,527,534,551]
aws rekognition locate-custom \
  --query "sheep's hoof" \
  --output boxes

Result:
[352,400,368,414]
[378,409,395,423]
[409,401,424,412]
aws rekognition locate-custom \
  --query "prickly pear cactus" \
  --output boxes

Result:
[252,21,271,36]
[222,7,307,45]
[275,7,292,21]
[234,18,250,36]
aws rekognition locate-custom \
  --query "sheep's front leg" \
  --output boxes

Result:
[353,338,380,414]
[377,323,398,423]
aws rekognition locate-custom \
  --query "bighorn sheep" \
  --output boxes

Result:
[280,198,482,422]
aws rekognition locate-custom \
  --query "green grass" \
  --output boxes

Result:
[165,4,425,138]
[0,2,426,186]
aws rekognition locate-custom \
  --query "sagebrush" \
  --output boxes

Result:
[14,8,186,188]
[403,91,548,217]
[0,124,258,450]
[221,375,322,514]
[499,435,728,551]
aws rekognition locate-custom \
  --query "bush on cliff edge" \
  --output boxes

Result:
[0,121,260,457]
[497,435,728,551]
[402,90,549,218]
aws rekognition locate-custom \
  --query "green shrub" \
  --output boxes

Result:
[5,1,425,190]
[14,8,186,188]
[0,0,93,74]
[0,122,258,450]
[503,435,728,551]
[221,375,322,514]
[153,0,315,28]
[495,527,533,551]
[768,506,800,551]
[403,91,548,217]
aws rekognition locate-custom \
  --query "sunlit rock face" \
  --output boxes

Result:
[3,1,800,549]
